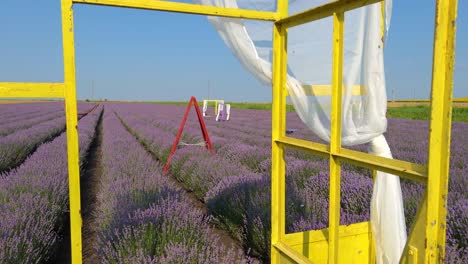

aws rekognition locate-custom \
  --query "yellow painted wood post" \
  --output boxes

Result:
[370,2,384,261]
[373,0,385,181]
[0,83,65,98]
[61,0,82,263]
[381,0,385,44]
[425,0,458,262]
[73,0,277,21]
[328,11,344,264]
[271,0,288,263]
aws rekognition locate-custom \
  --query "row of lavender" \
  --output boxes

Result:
[95,107,251,263]
[0,105,102,263]
[114,105,368,260]
[0,103,96,172]
[190,107,468,261]
[0,102,63,137]
[149,105,467,231]
[179,106,468,261]
[115,103,467,262]
[0,102,62,123]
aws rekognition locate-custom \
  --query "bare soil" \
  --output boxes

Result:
[166,165,245,252]
[81,113,103,264]
[121,123,249,260]
[51,111,103,264]
[160,159,250,262]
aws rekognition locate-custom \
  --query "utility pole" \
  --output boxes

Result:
[91,80,95,101]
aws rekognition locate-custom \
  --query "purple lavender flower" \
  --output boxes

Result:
[0,104,102,263]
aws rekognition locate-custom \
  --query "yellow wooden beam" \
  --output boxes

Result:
[73,0,277,21]
[285,84,365,97]
[61,0,83,263]
[284,222,370,246]
[0,82,64,98]
[203,99,224,114]
[274,242,314,264]
[380,0,385,43]
[328,11,345,264]
[276,136,330,157]
[389,99,467,103]
[425,0,458,262]
[283,222,373,263]
[276,136,428,183]
[337,148,428,183]
[271,0,288,263]
[276,0,381,29]
[400,194,427,263]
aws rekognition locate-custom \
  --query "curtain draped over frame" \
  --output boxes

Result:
[197,0,405,262]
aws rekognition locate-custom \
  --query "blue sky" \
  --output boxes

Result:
[0,0,466,102]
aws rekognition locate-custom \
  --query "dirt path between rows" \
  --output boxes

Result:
[166,163,245,252]
[51,110,103,264]
[55,112,251,263]
[156,155,250,260]
[2,106,94,175]
[81,112,103,264]
[119,118,251,261]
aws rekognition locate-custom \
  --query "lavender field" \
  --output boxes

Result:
[0,102,466,263]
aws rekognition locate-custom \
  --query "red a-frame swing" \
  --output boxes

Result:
[163,96,213,173]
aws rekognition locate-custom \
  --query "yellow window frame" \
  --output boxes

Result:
[0,0,458,263]
[271,0,458,263]
[203,99,225,115]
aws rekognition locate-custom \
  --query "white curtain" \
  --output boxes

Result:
[197,0,405,262]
